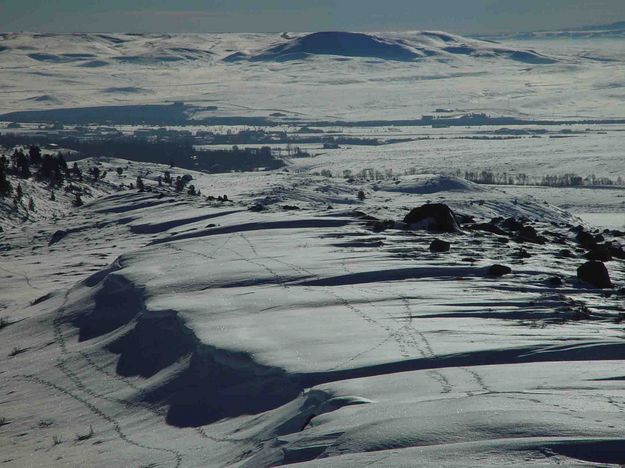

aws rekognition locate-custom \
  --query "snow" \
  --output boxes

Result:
[1,158,625,466]
[224,31,556,64]
[1,31,625,467]
[1,32,624,122]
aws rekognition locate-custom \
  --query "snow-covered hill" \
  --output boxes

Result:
[2,158,624,466]
[224,31,557,63]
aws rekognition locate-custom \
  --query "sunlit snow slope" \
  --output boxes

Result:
[1,161,624,466]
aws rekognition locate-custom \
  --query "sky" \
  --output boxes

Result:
[1,0,625,34]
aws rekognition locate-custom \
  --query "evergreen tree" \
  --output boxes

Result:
[0,165,11,197]
[174,176,185,192]
[28,197,35,211]
[136,176,145,192]
[57,153,68,175]
[15,183,23,200]
[73,193,83,207]
[28,146,42,165]
[72,163,82,181]
[12,149,31,179]
[50,191,56,201]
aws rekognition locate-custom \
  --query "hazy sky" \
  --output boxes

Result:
[2,0,625,34]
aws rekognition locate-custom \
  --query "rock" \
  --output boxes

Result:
[576,230,599,249]
[403,203,461,232]
[516,225,545,244]
[548,232,568,245]
[467,222,507,236]
[585,245,612,262]
[249,203,266,212]
[547,276,563,287]
[49,230,67,246]
[558,248,574,258]
[500,217,525,231]
[281,205,301,211]
[487,264,512,277]
[353,211,379,221]
[455,213,476,224]
[515,248,532,259]
[429,239,451,253]
[607,242,625,260]
[368,220,394,233]
[577,260,612,288]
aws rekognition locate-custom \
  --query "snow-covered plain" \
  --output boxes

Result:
[1,30,625,467]
[1,31,625,121]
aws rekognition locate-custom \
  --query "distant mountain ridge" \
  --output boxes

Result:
[225,31,558,64]
[0,31,559,67]
[480,20,625,40]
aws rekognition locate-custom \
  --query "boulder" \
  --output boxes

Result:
[49,230,67,246]
[467,222,507,236]
[368,220,394,233]
[607,242,625,260]
[577,260,612,289]
[516,225,545,244]
[429,239,451,253]
[487,264,512,277]
[403,203,461,232]
[248,203,266,212]
[500,217,525,231]
[547,276,563,287]
[576,229,605,249]
[455,213,476,225]
[585,245,612,262]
